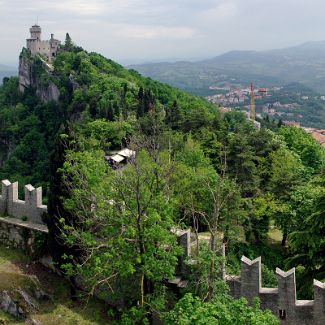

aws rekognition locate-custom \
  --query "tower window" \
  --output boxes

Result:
[279,310,286,320]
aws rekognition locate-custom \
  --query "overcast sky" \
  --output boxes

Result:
[1,0,325,66]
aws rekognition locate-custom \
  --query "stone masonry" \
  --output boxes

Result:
[177,229,325,325]
[26,24,60,63]
[226,256,325,325]
[0,180,47,224]
[0,216,48,256]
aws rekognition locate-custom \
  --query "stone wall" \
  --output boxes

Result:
[227,257,325,325]
[0,180,47,224]
[26,25,61,63]
[177,229,325,325]
[176,229,191,274]
[0,216,48,256]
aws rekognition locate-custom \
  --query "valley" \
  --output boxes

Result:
[129,41,325,130]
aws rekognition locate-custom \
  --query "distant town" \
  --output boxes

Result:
[206,83,325,147]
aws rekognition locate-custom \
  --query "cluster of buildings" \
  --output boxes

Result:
[262,102,303,120]
[26,24,61,63]
[207,84,324,127]
[282,121,301,127]
[207,86,271,106]
[207,90,247,105]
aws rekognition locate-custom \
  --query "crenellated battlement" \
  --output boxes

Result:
[227,256,325,325]
[0,180,47,224]
[176,230,325,325]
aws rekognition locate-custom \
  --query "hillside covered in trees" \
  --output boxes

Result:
[0,39,324,324]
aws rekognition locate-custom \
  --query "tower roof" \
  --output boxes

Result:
[30,24,41,31]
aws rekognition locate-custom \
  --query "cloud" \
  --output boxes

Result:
[114,24,196,40]
[36,0,107,16]
[202,1,239,21]
[2,0,325,65]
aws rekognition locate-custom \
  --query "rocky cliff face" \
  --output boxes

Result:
[18,52,60,103]
[18,56,32,92]
[36,79,60,103]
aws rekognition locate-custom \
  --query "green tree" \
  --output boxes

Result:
[163,293,279,325]
[243,194,279,244]
[165,99,183,130]
[64,33,74,51]
[226,130,260,198]
[60,147,181,318]
[288,180,325,297]
[85,119,132,150]
[278,126,325,175]
[174,138,241,299]
[268,146,305,245]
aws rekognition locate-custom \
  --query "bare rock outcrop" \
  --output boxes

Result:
[18,50,60,103]
[0,290,25,318]
[0,279,50,321]
[18,56,32,93]
[36,81,60,103]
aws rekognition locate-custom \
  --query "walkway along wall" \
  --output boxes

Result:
[0,180,47,224]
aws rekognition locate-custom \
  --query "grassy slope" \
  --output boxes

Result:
[0,245,111,325]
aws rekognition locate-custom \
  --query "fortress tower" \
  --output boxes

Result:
[26,24,61,62]
[29,24,41,40]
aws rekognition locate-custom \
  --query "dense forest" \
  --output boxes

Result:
[0,38,324,324]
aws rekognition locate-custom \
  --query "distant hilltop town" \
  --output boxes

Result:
[26,24,60,62]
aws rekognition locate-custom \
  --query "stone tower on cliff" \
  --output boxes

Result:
[26,24,61,62]
[19,24,61,100]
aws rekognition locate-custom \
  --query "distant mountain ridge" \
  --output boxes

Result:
[129,40,325,94]
[0,64,16,71]
[0,64,17,84]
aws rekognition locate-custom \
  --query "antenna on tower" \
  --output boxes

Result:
[36,16,39,25]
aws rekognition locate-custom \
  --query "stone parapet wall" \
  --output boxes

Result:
[176,229,325,325]
[0,216,48,256]
[0,180,47,224]
[226,256,325,325]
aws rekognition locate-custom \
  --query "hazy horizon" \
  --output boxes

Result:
[2,0,325,66]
